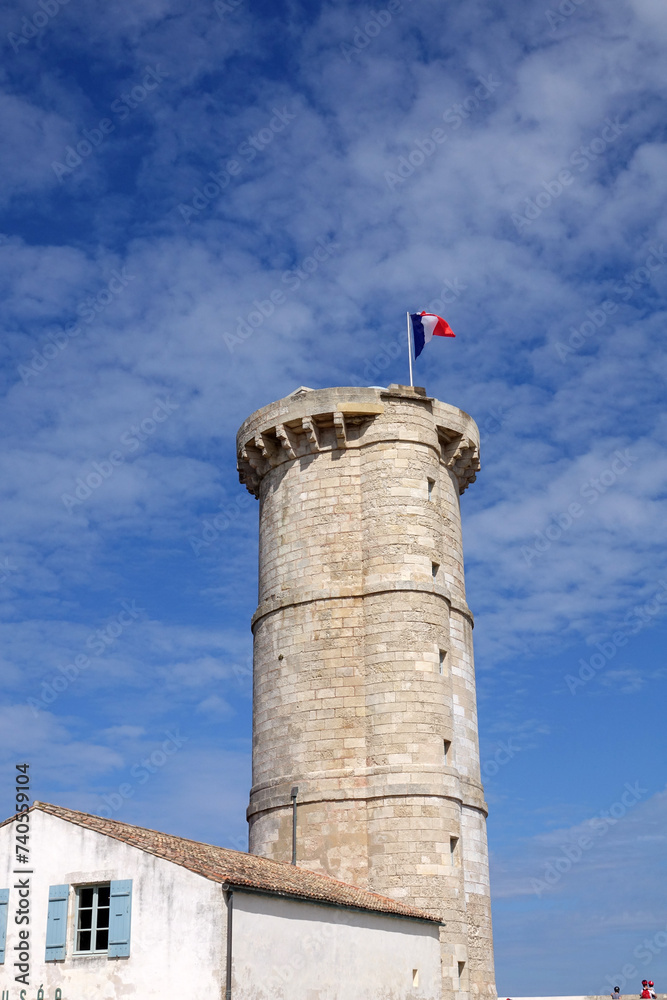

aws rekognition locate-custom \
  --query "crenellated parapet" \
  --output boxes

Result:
[237,384,480,497]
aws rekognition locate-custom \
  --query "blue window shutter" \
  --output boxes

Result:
[0,889,9,963]
[108,880,132,958]
[45,884,69,961]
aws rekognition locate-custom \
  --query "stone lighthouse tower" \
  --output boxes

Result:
[237,384,495,999]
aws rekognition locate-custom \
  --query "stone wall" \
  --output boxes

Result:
[237,384,496,999]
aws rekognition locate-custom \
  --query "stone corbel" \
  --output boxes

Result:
[238,446,262,497]
[301,416,319,453]
[244,440,265,475]
[333,412,346,448]
[448,437,480,493]
[276,424,296,460]
[256,433,282,468]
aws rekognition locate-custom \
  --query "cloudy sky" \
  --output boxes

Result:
[1,0,666,993]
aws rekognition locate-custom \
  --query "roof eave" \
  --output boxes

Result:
[221,882,442,924]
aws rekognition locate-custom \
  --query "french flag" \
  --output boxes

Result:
[410,312,455,358]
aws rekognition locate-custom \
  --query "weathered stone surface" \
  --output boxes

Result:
[238,384,495,1000]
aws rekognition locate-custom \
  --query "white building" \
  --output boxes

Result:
[0,801,442,1000]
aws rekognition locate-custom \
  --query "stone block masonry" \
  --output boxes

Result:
[237,384,496,1000]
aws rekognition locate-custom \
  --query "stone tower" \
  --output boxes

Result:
[237,384,495,1000]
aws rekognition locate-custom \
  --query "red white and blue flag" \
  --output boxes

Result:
[409,312,455,358]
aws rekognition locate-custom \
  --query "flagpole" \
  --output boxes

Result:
[406,312,414,387]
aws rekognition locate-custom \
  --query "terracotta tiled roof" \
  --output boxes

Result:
[17,802,438,923]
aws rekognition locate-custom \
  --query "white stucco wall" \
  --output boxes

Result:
[232,890,442,1000]
[0,811,227,999]
[0,812,442,999]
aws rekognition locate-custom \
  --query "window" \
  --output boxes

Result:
[427,478,435,500]
[75,884,110,953]
[0,889,8,964]
[432,562,439,581]
[443,739,451,763]
[457,961,466,990]
[412,969,420,987]
[450,836,459,866]
[45,878,132,962]
[439,649,447,675]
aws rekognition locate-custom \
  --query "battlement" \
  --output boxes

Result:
[237,384,480,497]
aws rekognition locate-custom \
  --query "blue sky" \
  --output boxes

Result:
[1,0,666,994]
